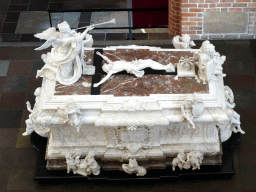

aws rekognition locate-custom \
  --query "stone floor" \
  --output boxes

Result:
[0,0,168,42]
[0,37,256,190]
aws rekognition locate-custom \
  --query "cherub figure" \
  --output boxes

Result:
[122,158,147,176]
[57,98,82,132]
[193,40,226,83]
[186,151,203,170]
[34,21,94,85]
[224,86,245,134]
[172,152,186,171]
[172,34,196,49]
[93,52,175,87]
[79,151,100,176]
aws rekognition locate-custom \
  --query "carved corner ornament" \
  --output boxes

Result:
[122,158,147,176]
[174,56,196,80]
[172,151,203,171]
[65,151,100,177]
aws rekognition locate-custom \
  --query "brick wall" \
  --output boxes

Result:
[168,0,256,39]
[168,0,182,36]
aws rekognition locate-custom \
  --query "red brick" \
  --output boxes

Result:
[198,4,209,8]
[197,12,204,17]
[219,0,235,2]
[209,3,217,8]
[236,0,251,2]
[233,3,247,7]
[182,3,198,7]
[189,26,202,30]
[197,22,203,25]
[249,3,256,7]
[189,17,203,21]
[182,21,197,25]
[217,3,232,7]
[182,26,189,30]
[182,8,189,12]
[206,8,221,12]
[243,8,256,11]
[182,0,189,3]
[189,0,204,2]
[205,0,219,3]
[190,8,205,12]
[181,12,197,17]
[229,8,243,11]
[181,30,197,34]
[197,31,202,34]
[182,17,189,21]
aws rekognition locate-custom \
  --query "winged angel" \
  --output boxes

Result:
[34,21,94,85]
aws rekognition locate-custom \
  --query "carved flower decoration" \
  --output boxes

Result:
[179,56,194,71]
[123,99,141,111]
[127,126,137,131]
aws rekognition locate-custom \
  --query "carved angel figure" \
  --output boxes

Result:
[172,34,196,49]
[93,52,175,87]
[181,95,204,129]
[122,158,147,176]
[34,21,94,85]
[57,98,82,132]
[186,151,203,170]
[193,40,226,84]
[172,152,186,171]
[224,86,245,134]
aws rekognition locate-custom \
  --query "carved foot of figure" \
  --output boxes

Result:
[93,83,99,87]
[165,63,175,72]
[22,131,32,136]
[174,75,179,80]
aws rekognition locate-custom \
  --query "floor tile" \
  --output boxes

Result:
[0,77,6,93]
[7,168,37,190]
[31,59,45,76]
[16,11,62,34]
[20,34,41,42]
[106,33,128,40]
[10,46,36,60]
[226,75,255,91]
[0,148,14,168]
[8,4,28,11]
[63,12,81,28]
[19,109,29,128]
[10,0,30,4]
[12,148,37,168]
[0,128,19,147]
[16,128,32,148]
[0,110,23,128]
[5,12,20,22]
[3,76,30,92]
[28,77,42,92]
[0,60,10,76]
[233,90,256,109]
[28,0,49,11]
[0,168,10,190]
[0,47,12,60]
[91,11,129,28]
[79,12,92,23]
[1,22,17,33]
[7,60,34,76]
[0,0,11,16]
[0,92,27,109]
[1,33,21,42]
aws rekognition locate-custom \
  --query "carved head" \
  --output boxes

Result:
[201,40,215,54]
[34,87,41,96]
[66,98,76,108]
[224,86,234,103]
[58,21,71,33]
[181,34,190,43]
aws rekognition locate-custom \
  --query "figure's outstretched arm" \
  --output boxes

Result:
[81,25,94,40]
[96,52,112,64]
[93,72,113,87]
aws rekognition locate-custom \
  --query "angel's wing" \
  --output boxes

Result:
[35,37,62,51]
[34,27,60,40]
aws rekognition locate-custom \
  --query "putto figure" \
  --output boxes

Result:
[93,52,175,87]
[34,21,94,85]
[172,34,196,49]
[122,158,147,176]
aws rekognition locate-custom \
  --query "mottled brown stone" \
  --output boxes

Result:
[55,76,92,95]
[100,74,209,96]
[83,50,94,66]
[103,49,194,66]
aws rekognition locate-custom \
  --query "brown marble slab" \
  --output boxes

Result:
[103,49,194,66]
[100,74,209,96]
[55,76,92,95]
[83,50,94,66]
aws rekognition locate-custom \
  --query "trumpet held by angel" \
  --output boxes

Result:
[34,19,116,85]
[93,52,175,87]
